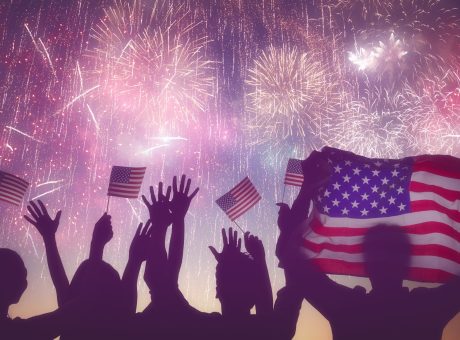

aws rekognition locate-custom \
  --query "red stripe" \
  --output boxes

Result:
[229,195,261,220]
[228,190,260,218]
[410,181,460,202]
[107,193,139,199]
[0,186,24,200]
[1,172,29,185]
[108,188,141,195]
[311,220,460,244]
[412,200,460,223]
[303,240,460,265]
[285,173,304,179]
[0,194,20,205]
[413,159,460,180]
[232,178,252,198]
[2,176,28,189]
[310,258,454,283]
[1,182,26,196]
[228,187,259,212]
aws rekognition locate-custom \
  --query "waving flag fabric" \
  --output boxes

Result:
[304,147,460,283]
[107,166,146,198]
[216,177,261,221]
[0,170,28,206]
[284,159,304,187]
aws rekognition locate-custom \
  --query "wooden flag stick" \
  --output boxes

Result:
[281,184,286,203]
[106,196,111,213]
[232,220,245,234]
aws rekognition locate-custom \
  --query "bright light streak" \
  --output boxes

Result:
[6,126,44,143]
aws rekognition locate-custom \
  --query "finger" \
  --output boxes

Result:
[179,174,185,193]
[37,200,49,216]
[209,246,220,261]
[189,187,199,200]
[142,195,150,208]
[54,210,62,224]
[184,178,191,195]
[233,229,238,248]
[29,201,42,217]
[228,227,234,246]
[149,186,156,203]
[222,228,228,247]
[158,182,164,200]
[24,215,38,226]
[136,223,143,236]
[244,232,250,245]
[145,220,153,236]
[237,238,241,251]
[27,205,39,220]
[276,203,289,208]
[165,186,171,201]
[173,176,178,194]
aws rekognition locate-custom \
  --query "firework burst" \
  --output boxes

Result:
[84,0,215,127]
[245,44,337,149]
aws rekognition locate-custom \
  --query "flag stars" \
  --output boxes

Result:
[362,176,370,185]
[370,201,378,208]
[334,165,342,173]
[380,191,387,198]
[361,193,369,200]
[396,186,404,194]
[388,196,396,205]
[374,161,382,167]
[381,177,389,185]
[352,167,361,175]
[342,192,350,200]
[332,182,341,190]
[341,207,350,215]
[379,206,388,214]
[352,184,360,192]
[360,208,369,216]
[351,200,359,208]
[345,160,352,166]
[372,169,380,176]
[343,174,351,183]
[398,203,406,211]
[323,189,331,197]
[391,169,399,177]
[394,163,400,168]
[323,206,330,213]
[371,185,379,193]
[364,164,371,168]
[332,198,340,207]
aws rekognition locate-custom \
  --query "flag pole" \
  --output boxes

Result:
[232,220,245,233]
[281,184,286,203]
[106,196,111,213]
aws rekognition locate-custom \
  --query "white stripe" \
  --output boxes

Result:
[305,230,460,251]
[301,248,460,275]
[314,211,460,230]
[412,171,460,192]
[410,191,460,210]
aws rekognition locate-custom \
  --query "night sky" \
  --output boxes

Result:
[1,0,459,338]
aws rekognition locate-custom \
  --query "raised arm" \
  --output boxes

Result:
[168,175,199,284]
[244,232,273,316]
[24,200,69,306]
[122,221,152,313]
[89,212,113,262]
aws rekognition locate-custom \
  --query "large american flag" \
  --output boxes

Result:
[107,166,146,198]
[216,177,261,221]
[0,170,28,206]
[304,147,460,283]
[284,159,304,187]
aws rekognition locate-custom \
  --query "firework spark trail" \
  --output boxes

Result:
[6,126,45,143]
[36,179,65,188]
[38,38,56,77]
[127,199,142,221]
[55,85,100,115]
[32,185,66,200]
[136,144,170,155]
[86,104,100,131]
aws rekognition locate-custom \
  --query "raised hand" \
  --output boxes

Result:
[24,200,62,241]
[169,175,199,221]
[244,232,265,261]
[142,182,172,229]
[90,213,113,261]
[129,220,152,263]
[209,227,242,261]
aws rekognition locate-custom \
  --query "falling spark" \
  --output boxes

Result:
[36,179,65,188]
[6,126,45,143]
[86,104,100,131]
[136,144,169,155]
[38,38,56,76]
[55,85,100,115]
[32,185,65,200]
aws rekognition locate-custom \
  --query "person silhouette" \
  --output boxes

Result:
[276,151,460,340]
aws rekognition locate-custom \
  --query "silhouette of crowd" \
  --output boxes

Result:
[1,153,459,339]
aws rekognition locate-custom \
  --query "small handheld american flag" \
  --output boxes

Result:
[0,170,29,206]
[216,177,261,221]
[284,159,304,187]
[107,166,146,199]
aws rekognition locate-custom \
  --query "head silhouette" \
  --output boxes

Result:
[68,260,123,315]
[0,248,27,312]
[215,251,258,316]
[363,224,411,292]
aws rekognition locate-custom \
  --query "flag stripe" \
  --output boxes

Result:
[412,171,460,192]
[410,181,460,202]
[413,161,460,180]
[228,194,261,220]
[0,195,20,206]
[107,166,146,199]
[227,190,260,218]
[216,177,260,221]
